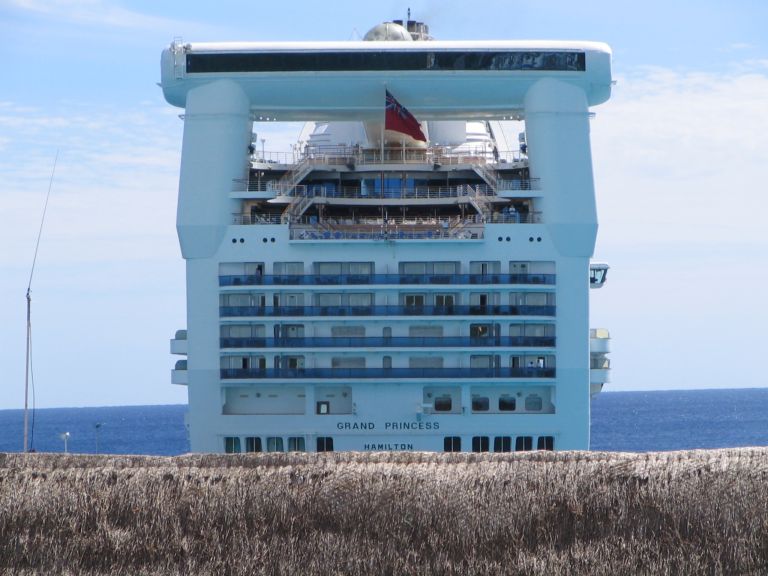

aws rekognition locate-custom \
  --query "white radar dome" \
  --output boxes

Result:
[363,22,413,42]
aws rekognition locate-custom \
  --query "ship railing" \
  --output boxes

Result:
[497,178,541,191]
[219,304,557,318]
[220,366,556,380]
[243,146,527,171]
[218,272,556,287]
[272,182,496,201]
[219,336,556,348]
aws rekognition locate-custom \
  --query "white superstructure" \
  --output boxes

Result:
[163,20,612,453]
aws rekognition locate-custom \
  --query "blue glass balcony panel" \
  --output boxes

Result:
[220,336,556,348]
[220,304,556,318]
[220,367,556,379]
[219,273,555,287]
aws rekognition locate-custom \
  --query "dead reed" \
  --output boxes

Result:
[1,449,767,575]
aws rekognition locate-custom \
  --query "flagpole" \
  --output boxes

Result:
[380,87,386,163]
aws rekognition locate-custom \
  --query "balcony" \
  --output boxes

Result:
[219,336,556,349]
[590,328,611,354]
[170,329,188,355]
[219,272,556,287]
[220,366,555,380]
[219,304,556,318]
[171,359,188,385]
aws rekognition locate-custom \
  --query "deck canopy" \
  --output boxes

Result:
[161,40,612,121]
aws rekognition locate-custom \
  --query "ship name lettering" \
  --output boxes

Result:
[363,443,415,451]
[384,421,440,431]
[336,421,375,430]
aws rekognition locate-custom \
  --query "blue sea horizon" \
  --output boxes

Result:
[1,388,766,455]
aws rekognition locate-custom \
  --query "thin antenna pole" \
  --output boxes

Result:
[24,150,58,452]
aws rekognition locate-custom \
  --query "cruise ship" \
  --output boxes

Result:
[162,19,612,453]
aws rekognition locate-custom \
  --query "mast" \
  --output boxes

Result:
[24,150,58,452]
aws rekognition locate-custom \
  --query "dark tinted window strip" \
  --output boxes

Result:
[186,51,585,74]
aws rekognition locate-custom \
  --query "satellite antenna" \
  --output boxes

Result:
[24,150,58,452]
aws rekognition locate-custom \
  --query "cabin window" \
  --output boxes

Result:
[316,401,330,415]
[537,436,554,451]
[494,436,512,452]
[472,436,490,453]
[525,394,543,412]
[404,294,425,307]
[288,437,306,452]
[499,396,516,412]
[224,436,241,454]
[435,293,456,307]
[515,436,533,452]
[245,437,262,453]
[267,437,284,452]
[443,437,461,452]
[434,396,453,412]
[317,437,334,452]
[471,396,489,412]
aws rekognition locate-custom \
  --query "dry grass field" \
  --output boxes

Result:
[1,449,767,575]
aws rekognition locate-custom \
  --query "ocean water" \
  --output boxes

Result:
[0,388,766,455]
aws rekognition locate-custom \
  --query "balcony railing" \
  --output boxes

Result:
[219,273,556,287]
[220,336,556,348]
[220,304,556,318]
[220,366,555,379]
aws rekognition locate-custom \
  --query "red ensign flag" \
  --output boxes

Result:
[385,90,427,142]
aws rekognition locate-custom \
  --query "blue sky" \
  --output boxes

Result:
[1,0,767,409]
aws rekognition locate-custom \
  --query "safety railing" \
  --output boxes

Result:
[220,336,556,348]
[219,273,556,287]
[219,304,557,318]
[220,366,556,379]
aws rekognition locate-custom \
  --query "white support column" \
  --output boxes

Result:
[524,78,597,258]
[524,79,597,449]
[177,79,251,259]
[178,79,251,452]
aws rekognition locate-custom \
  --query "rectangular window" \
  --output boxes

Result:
[409,325,443,337]
[433,262,458,275]
[317,437,334,452]
[494,436,512,452]
[435,293,456,307]
[472,436,490,453]
[348,293,372,306]
[515,436,533,452]
[224,436,241,454]
[524,394,544,411]
[434,396,453,412]
[537,436,554,451]
[443,436,461,452]
[404,294,425,307]
[267,437,284,452]
[470,261,500,274]
[499,396,517,412]
[471,396,489,412]
[288,437,306,452]
[274,262,303,274]
[245,437,262,453]
[331,357,365,369]
[401,262,427,274]
[331,325,365,337]
[347,262,373,275]
[409,356,443,369]
[316,401,330,415]
[316,262,342,275]
[317,293,342,306]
